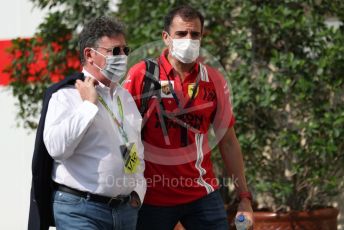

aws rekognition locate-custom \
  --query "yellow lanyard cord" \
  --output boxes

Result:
[98,94,129,143]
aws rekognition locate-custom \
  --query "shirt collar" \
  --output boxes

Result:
[159,49,174,76]
[82,68,118,92]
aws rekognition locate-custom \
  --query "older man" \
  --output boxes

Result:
[29,16,145,230]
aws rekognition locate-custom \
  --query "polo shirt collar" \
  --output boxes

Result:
[159,49,174,76]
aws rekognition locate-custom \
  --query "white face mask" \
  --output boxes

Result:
[91,48,128,83]
[170,38,200,63]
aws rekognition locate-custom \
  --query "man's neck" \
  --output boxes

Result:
[167,53,195,82]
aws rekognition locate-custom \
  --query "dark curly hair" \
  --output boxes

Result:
[164,5,204,34]
[79,16,125,65]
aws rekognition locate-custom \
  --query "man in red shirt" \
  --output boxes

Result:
[124,5,253,230]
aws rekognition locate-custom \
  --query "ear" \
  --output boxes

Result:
[84,47,93,64]
[162,31,170,47]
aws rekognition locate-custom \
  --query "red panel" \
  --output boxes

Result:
[0,38,80,86]
[0,40,12,85]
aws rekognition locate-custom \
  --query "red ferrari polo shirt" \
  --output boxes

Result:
[123,49,235,206]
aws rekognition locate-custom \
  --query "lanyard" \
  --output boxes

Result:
[98,94,129,144]
[157,58,202,146]
[158,58,201,110]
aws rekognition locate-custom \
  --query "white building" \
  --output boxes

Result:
[0,1,47,229]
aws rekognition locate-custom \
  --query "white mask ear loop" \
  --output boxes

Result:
[90,48,106,71]
[91,48,106,58]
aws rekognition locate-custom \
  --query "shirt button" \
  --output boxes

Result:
[168,100,172,104]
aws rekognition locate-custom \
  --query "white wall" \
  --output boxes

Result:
[0,0,46,229]
[0,88,35,229]
[0,0,47,39]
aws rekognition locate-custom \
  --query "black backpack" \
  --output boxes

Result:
[140,58,190,146]
[140,58,161,118]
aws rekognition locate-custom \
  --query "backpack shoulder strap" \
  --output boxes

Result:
[140,58,160,116]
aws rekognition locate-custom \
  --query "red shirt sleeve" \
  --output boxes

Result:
[207,66,235,130]
[122,61,146,109]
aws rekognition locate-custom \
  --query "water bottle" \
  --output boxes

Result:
[235,214,250,230]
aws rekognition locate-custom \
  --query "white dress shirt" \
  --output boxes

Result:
[43,70,146,202]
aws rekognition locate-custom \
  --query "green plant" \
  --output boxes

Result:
[118,0,344,212]
[6,0,344,212]
[5,0,110,129]
[226,0,344,211]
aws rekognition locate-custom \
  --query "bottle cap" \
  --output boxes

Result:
[237,214,245,222]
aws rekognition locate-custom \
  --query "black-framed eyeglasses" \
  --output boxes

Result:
[96,46,131,56]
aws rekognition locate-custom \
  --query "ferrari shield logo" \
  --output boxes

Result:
[188,83,199,98]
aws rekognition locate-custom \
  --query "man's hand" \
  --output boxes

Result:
[236,198,254,229]
[75,77,98,104]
